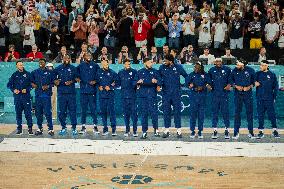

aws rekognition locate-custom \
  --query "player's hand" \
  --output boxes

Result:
[105,86,110,91]
[99,86,103,91]
[137,79,143,84]
[255,81,260,87]
[206,84,212,91]
[243,86,251,92]
[42,85,49,91]
[14,89,20,94]
[65,81,73,86]
[196,86,203,91]
[235,85,243,91]
[75,78,81,83]
[21,89,27,94]
[54,80,60,86]
[189,83,194,88]
[224,84,231,91]
[31,83,37,89]
[152,78,157,83]
[156,86,161,92]
[89,80,96,85]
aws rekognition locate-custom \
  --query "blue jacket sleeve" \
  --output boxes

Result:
[7,73,15,92]
[272,73,278,100]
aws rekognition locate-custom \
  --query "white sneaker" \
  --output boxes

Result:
[124,132,130,137]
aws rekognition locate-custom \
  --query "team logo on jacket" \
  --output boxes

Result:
[44,72,47,75]
[90,66,93,69]
[173,67,176,71]
[245,71,249,77]
[68,68,71,72]
[23,74,26,77]
[222,70,225,73]
[107,73,110,75]
[129,72,132,75]
[150,72,153,74]
[267,75,270,79]
[201,75,204,78]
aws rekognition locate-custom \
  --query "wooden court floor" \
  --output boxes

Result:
[0,125,284,189]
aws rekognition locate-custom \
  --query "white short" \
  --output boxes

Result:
[135,40,147,48]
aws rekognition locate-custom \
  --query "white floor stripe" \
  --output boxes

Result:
[0,138,283,157]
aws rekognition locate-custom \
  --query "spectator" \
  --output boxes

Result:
[264,16,279,48]
[35,0,50,20]
[53,46,70,63]
[97,46,112,63]
[200,1,215,19]
[31,9,41,47]
[87,19,99,54]
[68,2,78,33]
[117,9,133,47]
[253,47,270,63]
[198,14,211,48]
[170,49,180,64]
[23,14,35,55]
[148,46,161,64]
[47,4,60,29]
[132,12,151,48]
[5,9,23,52]
[4,44,20,62]
[180,45,197,64]
[49,25,63,59]
[248,13,263,49]
[199,47,215,64]
[160,45,170,60]
[137,44,148,63]
[152,12,168,48]
[98,0,111,17]
[76,42,90,63]
[182,13,195,47]
[26,44,44,60]
[103,14,116,48]
[168,13,182,49]
[229,3,243,18]
[212,15,228,49]
[228,10,244,49]
[72,14,87,53]
[279,14,284,49]
[56,1,68,33]
[222,48,235,58]
[117,46,133,64]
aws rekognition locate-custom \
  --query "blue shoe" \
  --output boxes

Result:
[58,129,67,136]
[72,129,78,136]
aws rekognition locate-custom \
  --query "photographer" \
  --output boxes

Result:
[137,44,148,62]
[4,44,20,62]
[228,10,245,49]
[117,46,132,64]
[180,45,197,64]
[152,12,168,48]
[132,12,151,48]
[198,13,211,48]
[104,11,116,48]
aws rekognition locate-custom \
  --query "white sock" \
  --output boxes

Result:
[177,128,181,134]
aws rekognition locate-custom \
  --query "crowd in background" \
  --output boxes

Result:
[0,0,283,63]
